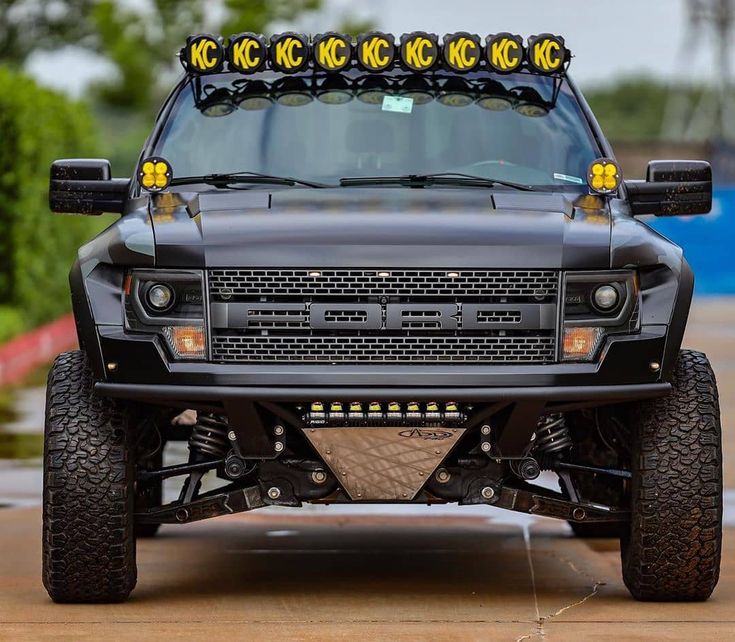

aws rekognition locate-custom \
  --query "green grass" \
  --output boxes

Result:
[0,433,43,459]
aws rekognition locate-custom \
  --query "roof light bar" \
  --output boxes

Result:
[180,31,570,76]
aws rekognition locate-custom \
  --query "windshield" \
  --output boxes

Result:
[154,71,601,189]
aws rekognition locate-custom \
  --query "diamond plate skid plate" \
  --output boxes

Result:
[302,426,465,501]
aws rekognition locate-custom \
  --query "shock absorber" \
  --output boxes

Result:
[188,414,230,461]
[533,413,572,469]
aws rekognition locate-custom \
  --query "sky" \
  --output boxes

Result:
[26,0,726,96]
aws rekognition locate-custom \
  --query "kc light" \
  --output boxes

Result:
[227,32,267,74]
[164,326,206,360]
[587,158,621,195]
[182,34,225,73]
[486,33,524,73]
[592,285,620,312]
[527,34,566,73]
[400,31,439,72]
[443,32,481,72]
[313,32,352,72]
[270,32,309,73]
[138,157,172,192]
[357,32,395,72]
[562,327,604,362]
[146,283,174,311]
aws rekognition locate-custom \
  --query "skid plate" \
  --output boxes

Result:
[303,426,465,500]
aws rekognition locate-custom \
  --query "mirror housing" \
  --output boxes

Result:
[625,160,712,217]
[49,159,129,215]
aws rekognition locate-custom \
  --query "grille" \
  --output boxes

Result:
[209,269,558,299]
[208,268,559,365]
[211,335,556,363]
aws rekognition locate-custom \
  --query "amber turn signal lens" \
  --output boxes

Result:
[165,325,206,359]
[562,326,604,361]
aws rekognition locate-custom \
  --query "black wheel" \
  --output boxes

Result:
[135,448,163,538]
[42,350,137,603]
[622,350,722,601]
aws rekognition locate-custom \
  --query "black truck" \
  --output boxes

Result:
[43,31,721,603]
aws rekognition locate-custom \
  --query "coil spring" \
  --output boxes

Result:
[533,414,572,457]
[189,414,230,458]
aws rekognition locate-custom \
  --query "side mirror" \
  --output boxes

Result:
[49,159,129,215]
[625,160,712,217]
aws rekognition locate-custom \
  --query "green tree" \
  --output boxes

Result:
[0,0,96,64]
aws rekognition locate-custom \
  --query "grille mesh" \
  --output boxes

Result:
[211,335,556,363]
[209,269,558,299]
[208,268,559,364]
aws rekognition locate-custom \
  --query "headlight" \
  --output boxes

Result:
[592,284,620,312]
[145,283,175,312]
[562,271,638,362]
[125,270,207,360]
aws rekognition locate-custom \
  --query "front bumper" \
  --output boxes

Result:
[96,323,668,389]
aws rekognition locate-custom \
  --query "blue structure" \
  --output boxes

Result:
[649,187,734,295]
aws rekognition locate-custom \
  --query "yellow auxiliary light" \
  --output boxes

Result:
[527,33,566,74]
[357,32,395,72]
[270,32,309,74]
[587,158,622,195]
[183,34,225,73]
[443,32,481,72]
[400,31,439,72]
[486,33,524,73]
[138,157,172,192]
[313,32,352,72]
[227,32,267,74]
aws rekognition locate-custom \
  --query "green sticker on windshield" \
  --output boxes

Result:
[382,95,414,114]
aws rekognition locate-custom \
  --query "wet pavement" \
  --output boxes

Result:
[0,298,733,641]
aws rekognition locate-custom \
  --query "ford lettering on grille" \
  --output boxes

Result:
[208,269,560,364]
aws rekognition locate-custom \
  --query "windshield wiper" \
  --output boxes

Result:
[339,172,534,191]
[171,171,330,189]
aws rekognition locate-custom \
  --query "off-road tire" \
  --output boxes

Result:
[621,350,722,601]
[42,350,137,603]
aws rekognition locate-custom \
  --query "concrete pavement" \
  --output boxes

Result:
[0,297,732,641]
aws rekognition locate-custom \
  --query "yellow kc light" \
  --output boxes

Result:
[227,32,267,74]
[527,33,566,74]
[270,32,309,73]
[443,32,481,72]
[138,157,172,192]
[400,31,439,72]
[485,33,524,73]
[587,158,622,195]
[313,32,352,72]
[183,34,225,73]
[356,32,395,72]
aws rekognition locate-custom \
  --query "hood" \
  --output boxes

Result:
[149,188,612,269]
